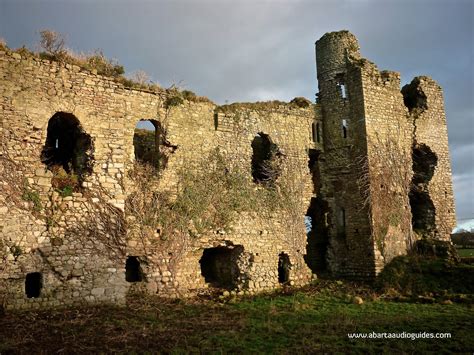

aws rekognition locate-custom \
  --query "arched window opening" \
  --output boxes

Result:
[133,119,176,172]
[125,256,144,282]
[251,132,282,185]
[25,272,42,298]
[335,73,347,100]
[316,122,321,143]
[41,112,93,189]
[278,253,291,284]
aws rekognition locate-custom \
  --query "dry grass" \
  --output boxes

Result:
[216,97,313,114]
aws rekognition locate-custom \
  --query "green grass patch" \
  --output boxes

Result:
[457,248,474,258]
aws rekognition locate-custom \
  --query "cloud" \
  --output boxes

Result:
[453,173,474,220]
[0,0,472,221]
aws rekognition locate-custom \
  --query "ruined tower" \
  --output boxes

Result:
[310,31,456,279]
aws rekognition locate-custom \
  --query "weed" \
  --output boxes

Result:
[59,186,73,197]
[51,165,79,193]
[21,186,42,212]
[9,245,22,259]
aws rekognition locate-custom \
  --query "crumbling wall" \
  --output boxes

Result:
[0,49,168,309]
[402,77,456,240]
[314,31,456,280]
[126,102,315,297]
[0,48,313,308]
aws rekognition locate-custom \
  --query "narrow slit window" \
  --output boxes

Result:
[341,208,346,230]
[311,122,320,143]
[337,207,347,237]
[340,84,347,99]
[342,119,348,139]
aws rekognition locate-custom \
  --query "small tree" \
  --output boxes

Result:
[129,70,150,86]
[39,29,66,60]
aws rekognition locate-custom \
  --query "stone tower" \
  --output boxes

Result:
[312,30,456,279]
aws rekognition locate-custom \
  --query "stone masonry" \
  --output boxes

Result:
[0,30,456,309]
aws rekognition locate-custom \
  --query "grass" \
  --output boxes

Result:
[1,281,472,353]
[457,248,474,258]
[216,97,313,114]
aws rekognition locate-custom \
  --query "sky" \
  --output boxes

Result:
[1,0,473,224]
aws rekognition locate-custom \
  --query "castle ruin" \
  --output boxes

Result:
[0,31,456,309]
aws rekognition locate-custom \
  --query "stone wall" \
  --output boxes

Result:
[359,64,414,270]
[0,48,314,309]
[402,77,456,241]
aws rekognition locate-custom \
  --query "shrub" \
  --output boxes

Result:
[84,50,124,77]
[165,94,184,108]
[290,97,311,108]
[51,165,79,193]
[376,255,474,295]
[181,90,197,101]
[0,37,7,50]
[128,70,150,85]
[451,232,474,248]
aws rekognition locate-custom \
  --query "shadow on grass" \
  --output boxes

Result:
[1,283,473,353]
